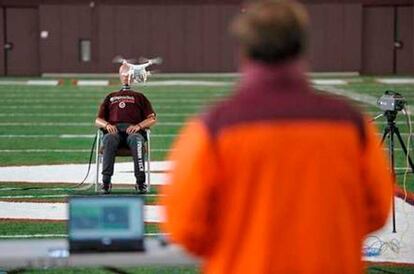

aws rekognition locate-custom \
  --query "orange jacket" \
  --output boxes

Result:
[162,61,393,274]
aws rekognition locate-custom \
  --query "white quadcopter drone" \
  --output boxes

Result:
[113,56,163,84]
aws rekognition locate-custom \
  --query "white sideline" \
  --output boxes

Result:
[376,78,414,84]
[77,80,109,86]
[27,80,59,86]
[0,148,172,153]
[0,161,172,184]
[0,122,184,126]
[140,80,232,87]
[0,134,177,138]
[0,202,164,223]
[311,79,348,85]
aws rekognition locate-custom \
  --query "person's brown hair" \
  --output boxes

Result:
[231,0,309,64]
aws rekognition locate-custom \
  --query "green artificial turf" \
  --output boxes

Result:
[2,263,414,273]
[8,266,200,274]
[0,221,160,238]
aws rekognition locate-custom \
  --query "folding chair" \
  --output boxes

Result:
[94,129,151,192]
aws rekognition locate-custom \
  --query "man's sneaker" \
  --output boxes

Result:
[135,183,148,194]
[101,183,112,194]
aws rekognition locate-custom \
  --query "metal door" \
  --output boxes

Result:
[395,6,414,74]
[4,8,39,76]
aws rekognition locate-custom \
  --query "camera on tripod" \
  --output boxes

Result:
[377,90,406,112]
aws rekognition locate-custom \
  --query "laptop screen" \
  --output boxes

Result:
[68,196,145,253]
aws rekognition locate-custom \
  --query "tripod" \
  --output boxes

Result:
[379,110,414,233]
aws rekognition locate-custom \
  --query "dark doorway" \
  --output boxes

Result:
[395,6,414,74]
[4,8,39,76]
[362,6,414,75]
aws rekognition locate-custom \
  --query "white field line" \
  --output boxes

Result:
[0,113,194,117]
[0,93,227,98]
[42,72,238,78]
[315,85,414,115]
[0,148,173,153]
[0,234,67,239]
[314,85,378,107]
[0,81,28,85]
[0,80,59,86]
[1,121,408,127]
[0,233,164,239]
[0,194,162,199]
[0,161,171,183]
[27,80,59,86]
[376,78,414,84]
[77,80,109,86]
[0,202,164,222]
[311,79,348,85]
[0,105,204,109]
[8,147,411,153]
[139,80,233,87]
[4,147,404,154]
[1,99,212,103]
[0,134,177,138]
[72,80,232,87]
[0,88,229,94]
[0,122,185,126]
[0,194,69,199]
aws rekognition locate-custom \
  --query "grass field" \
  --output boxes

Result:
[3,264,414,273]
[1,75,414,273]
[1,76,414,190]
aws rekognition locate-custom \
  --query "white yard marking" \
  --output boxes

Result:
[0,201,165,222]
[0,105,203,109]
[0,81,27,85]
[0,148,172,153]
[0,233,164,239]
[311,79,348,85]
[0,234,67,239]
[0,113,193,117]
[0,134,177,138]
[376,78,414,85]
[140,80,232,87]
[77,80,109,86]
[27,80,59,86]
[0,122,185,126]
[1,99,212,103]
[0,161,171,184]
[0,194,162,199]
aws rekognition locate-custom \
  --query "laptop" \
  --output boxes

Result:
[68,196,145,253]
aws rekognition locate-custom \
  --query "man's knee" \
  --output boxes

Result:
[103,133,120,148]
[127,133,145,147]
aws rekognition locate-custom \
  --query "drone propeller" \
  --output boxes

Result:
[112,55,137,64]
[139,57,163,65]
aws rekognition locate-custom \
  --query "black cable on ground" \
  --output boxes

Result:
[14,132,98,191]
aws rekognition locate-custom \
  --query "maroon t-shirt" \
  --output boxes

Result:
[97,89,155,125]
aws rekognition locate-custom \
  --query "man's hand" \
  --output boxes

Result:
[126,124,141,134]
[106,124,118,134]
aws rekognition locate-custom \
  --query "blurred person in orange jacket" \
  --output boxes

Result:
[162,1,393,273]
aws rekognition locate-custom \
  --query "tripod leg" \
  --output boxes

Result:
[388,128,397,233]
[394,127,414,173]
[380,127,390,145]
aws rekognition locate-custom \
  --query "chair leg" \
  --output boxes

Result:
[146,130,151,192]
[95,131,102,192]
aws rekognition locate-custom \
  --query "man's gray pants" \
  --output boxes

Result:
[102,132,146,185]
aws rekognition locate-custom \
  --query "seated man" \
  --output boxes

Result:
[95,63,156,194]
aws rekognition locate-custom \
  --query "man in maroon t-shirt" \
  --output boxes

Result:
[95,63,156,194]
